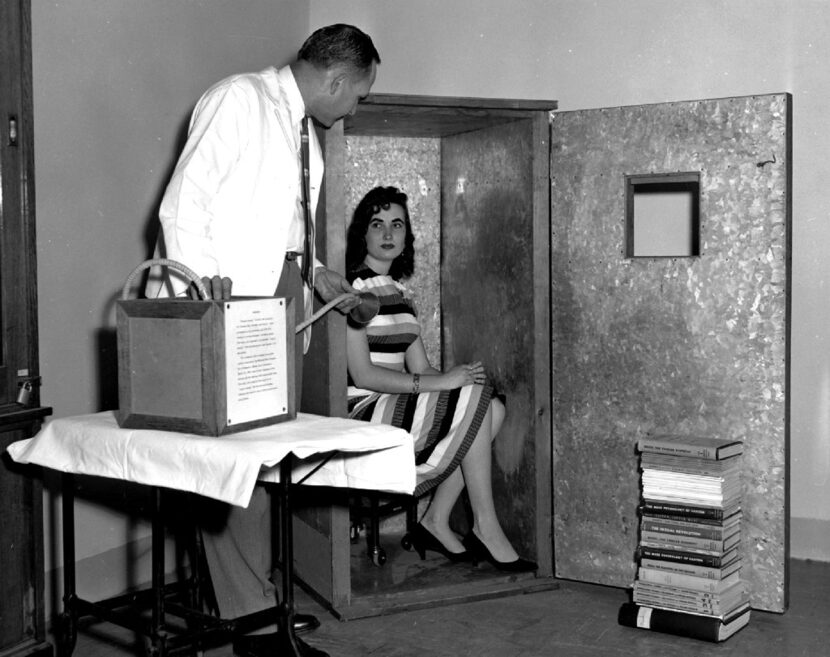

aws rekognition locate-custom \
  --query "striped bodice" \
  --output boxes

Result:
[347,266,419,396]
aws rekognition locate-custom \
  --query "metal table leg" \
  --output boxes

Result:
[270,455,328,657]
[58,473,78,657]
[55,459,328,657]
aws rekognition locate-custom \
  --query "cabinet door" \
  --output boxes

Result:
[550,94,791,612]
[1,2,53,655]
[1,0,41,408]
[1,415,52,657]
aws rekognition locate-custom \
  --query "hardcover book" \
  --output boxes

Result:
[618,602,751,642]
[637,434,743,460]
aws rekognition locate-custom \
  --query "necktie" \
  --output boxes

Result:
[299,117,313,285]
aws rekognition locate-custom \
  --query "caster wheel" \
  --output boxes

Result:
[370,547,387,566]
[400,533,413,551]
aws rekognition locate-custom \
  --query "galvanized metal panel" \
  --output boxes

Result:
[551,95,790,612]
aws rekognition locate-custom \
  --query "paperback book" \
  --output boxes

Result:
[641,476,742,506]
[638,545,740,568]
[640,499,741,520]
[641,469,742,490]
[637,566,741,592]
[640,514,741,541]
[642,509,742,528]
[632,588,749,618]
[639,555,741,580]
[640,529,741,554]
[640,452,742,476]
[641,491,741,507]
[631,600,751,621]
[633,580,748,615]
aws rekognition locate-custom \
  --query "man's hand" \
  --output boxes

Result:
[313,267,360,312]
[189,275,232,300]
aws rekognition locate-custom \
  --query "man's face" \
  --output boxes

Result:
[317,61,377,128]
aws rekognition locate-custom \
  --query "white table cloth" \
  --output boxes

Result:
[7,411,415,507]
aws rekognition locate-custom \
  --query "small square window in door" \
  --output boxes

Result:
[625,172,701,257]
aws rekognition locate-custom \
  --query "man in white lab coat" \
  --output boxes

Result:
[147,24,380,657]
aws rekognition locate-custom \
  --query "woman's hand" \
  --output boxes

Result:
[444,361,487,388]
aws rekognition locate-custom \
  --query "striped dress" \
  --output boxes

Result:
[347,266,494,496]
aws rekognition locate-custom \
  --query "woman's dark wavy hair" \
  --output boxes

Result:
[346,186,415,281]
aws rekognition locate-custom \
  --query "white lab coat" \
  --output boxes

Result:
[146,66,323,306]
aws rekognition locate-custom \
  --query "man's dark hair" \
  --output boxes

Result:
[347,186,415,281]
[298,24,380,75]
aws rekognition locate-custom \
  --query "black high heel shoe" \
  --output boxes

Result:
[462,532,538,572]
[404,523,472,563]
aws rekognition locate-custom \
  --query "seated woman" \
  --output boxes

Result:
[345,185,536,572]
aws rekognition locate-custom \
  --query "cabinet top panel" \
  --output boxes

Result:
[345,93,558,138]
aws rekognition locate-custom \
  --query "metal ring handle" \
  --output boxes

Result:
[121,258,210,300]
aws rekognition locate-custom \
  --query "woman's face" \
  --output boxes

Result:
[363,203,407,271]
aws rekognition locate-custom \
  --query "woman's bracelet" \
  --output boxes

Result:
[412,372,420,394]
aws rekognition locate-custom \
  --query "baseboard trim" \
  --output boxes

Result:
[791,517,830,562]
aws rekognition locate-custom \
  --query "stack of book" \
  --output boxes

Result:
[618,434,751,642]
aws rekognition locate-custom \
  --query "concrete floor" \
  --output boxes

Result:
[67,558,828,657]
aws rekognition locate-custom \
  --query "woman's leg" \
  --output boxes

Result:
[419,398,517,560]
[459,399,520,562]
[419,468,466,553]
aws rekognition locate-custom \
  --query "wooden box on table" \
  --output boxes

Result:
[116,296,295,436]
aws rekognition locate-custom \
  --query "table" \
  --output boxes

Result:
[7,411,415,657]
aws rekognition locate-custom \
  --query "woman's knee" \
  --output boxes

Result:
[489,397,505,437]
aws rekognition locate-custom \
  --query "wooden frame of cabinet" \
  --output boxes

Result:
[297,94,557,617]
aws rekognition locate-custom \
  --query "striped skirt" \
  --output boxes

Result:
[348,383,494,497]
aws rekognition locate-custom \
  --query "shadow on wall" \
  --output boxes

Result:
[96,112,193,414]
[43,469,197,629]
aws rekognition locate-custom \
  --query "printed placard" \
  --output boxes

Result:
[224,298,289,425]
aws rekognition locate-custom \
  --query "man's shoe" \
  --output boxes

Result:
[294,612,321,634]
[233,628,327,657]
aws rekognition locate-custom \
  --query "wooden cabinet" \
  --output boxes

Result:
[1,2,53,653]
[296,91,792,616]
[1,408,52,657]
[298,94,557,617]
